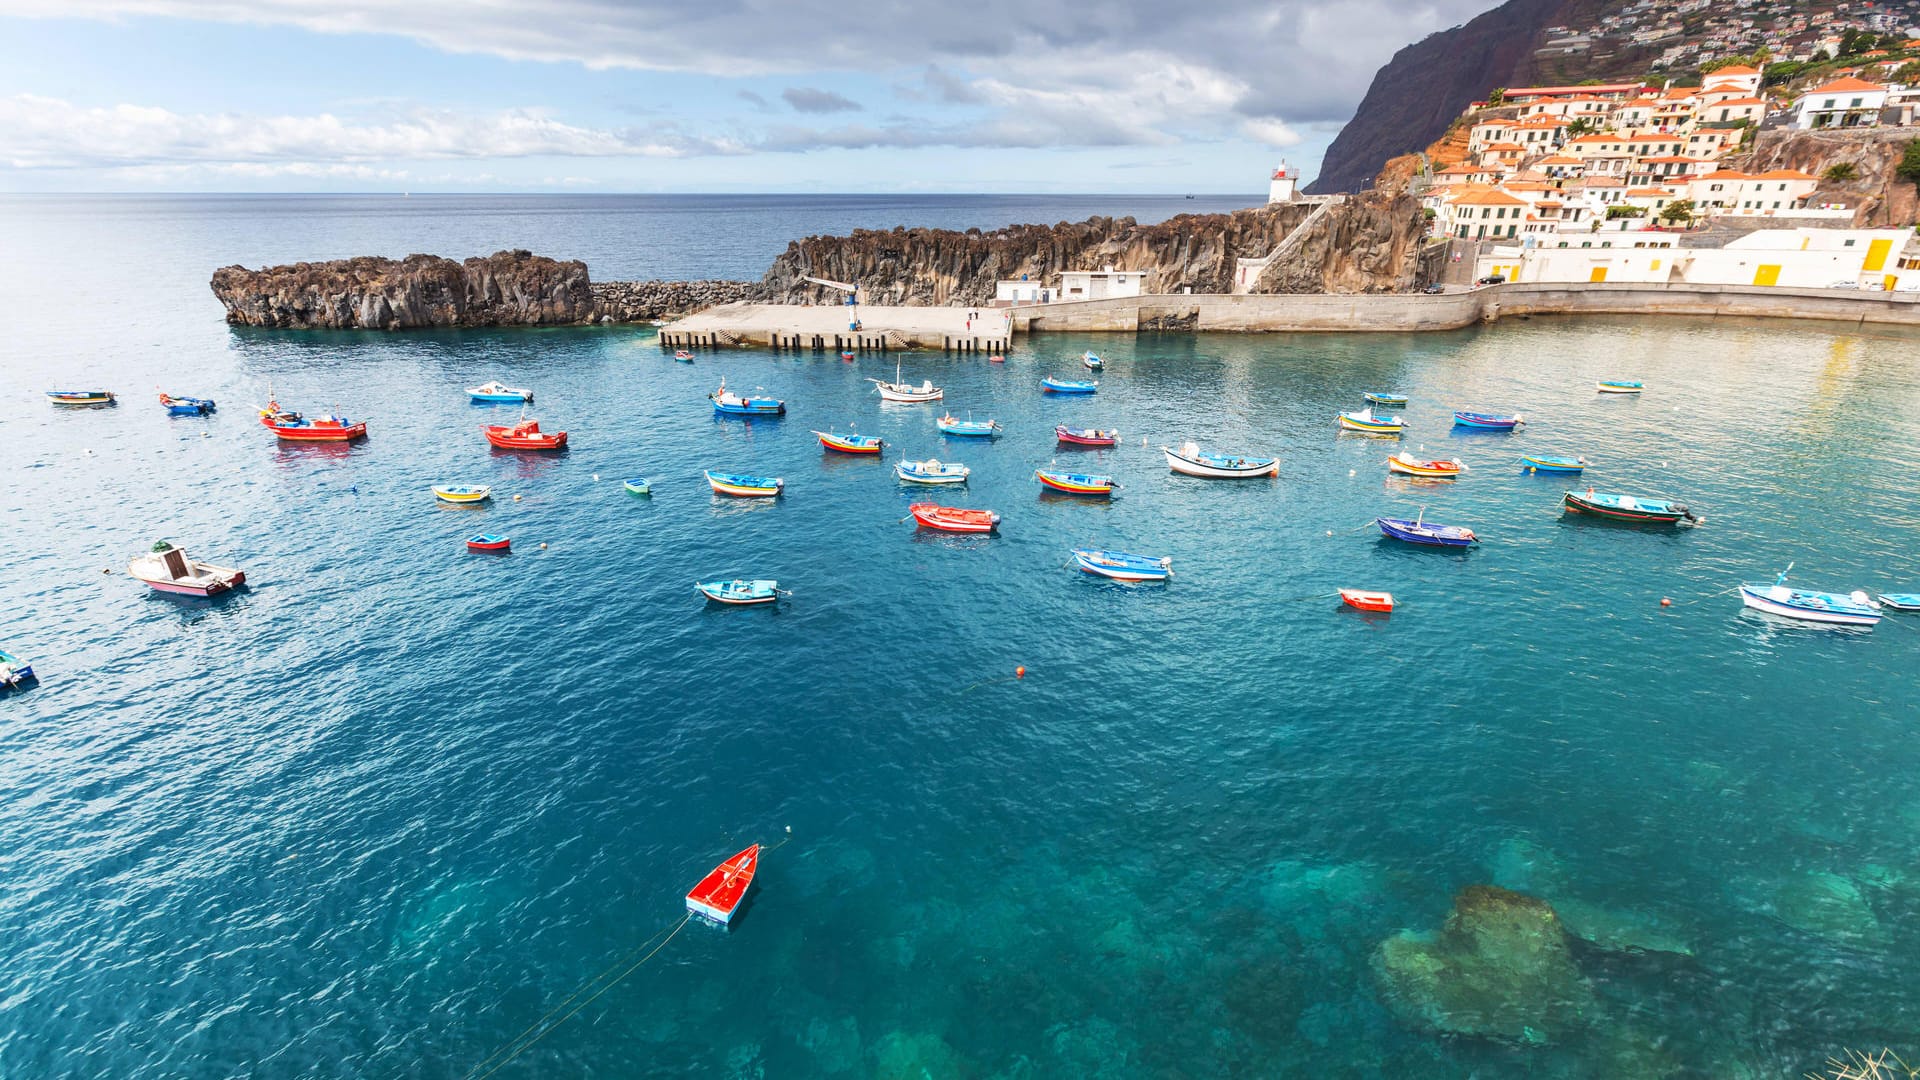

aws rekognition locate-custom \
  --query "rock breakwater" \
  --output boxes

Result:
[591,279,757,321]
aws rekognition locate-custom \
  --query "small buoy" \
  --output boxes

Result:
[1660,597,1672,607]
[786,825,792,833]
[1015,666,1026,678]
[84,449,93,455]
[593,473,600,481]
[102,567,111,574]
[513,494,523,501]
[539,542,548,550]
[1326,530,1333,536]
[1348,469,1356,477]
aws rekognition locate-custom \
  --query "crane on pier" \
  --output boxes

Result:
[802,275,863,329]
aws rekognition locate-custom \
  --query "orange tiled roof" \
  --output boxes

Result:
[1805,77,1886,95]
[1449,185,1531,206]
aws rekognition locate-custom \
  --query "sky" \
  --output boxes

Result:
[0,0,1494,193]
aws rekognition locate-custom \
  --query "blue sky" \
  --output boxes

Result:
[0,1,1490,193]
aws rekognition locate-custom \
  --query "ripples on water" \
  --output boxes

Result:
[3,197,1920,1077]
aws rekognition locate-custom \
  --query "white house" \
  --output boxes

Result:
[1475,227,1916,287]
[1793,77,1889,129]
[1056,267,1147,301]
[994,278,1052,304]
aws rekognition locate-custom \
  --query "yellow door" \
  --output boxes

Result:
[1589,267,1608,282]
[1865,238,1893,272]
[1753,264,1780,286]
[1885,276,1899,292]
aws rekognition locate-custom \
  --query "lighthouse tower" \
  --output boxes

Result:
[1267,161,1296,204]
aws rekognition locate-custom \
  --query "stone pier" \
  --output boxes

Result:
[657,302,1012,354]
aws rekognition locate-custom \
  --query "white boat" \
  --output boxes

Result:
[127,541,246,597]
[896,459,970,484]
[1739,572,1881,627]
[1072,548,1170,581]
[868,361,943,403]
[1083,352,1103,371]
[1163,441,1278,478]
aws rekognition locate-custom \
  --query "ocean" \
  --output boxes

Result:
[3,194,1920,1079]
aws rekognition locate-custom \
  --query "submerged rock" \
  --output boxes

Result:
[872,1030,965,1080]
[1371,884,1596,1044]
[1774,871,1880,943]
[1489,837,1570,896]
[799,1014,861,1075]
[1552,898,1695,957]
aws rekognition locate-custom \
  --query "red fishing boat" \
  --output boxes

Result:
[909,503,1000,533]
[1055,425,1119,447]
[258,399,366,441]
[465,534,511,552]
[686,844,759,925]
[483,418,569,450]
[1339,588,1395,612]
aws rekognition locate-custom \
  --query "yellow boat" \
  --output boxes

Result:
[1337,408,1406,435]
[1386,452,1465,478]
[432,484,493,504]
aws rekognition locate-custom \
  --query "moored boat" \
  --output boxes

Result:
[711,378,785,416]
[1739,570,1880,626]
[0,648,37,689]
[466,534,511,552]
[814,429,885,454]
[259,400,367,441]
[695,580,783,606]
[908,503,1000,533]
[686,844,760,924]
[483,418,568,450]
[1083,352,1103,370]
[1337,408,1405,435]
[1453,411,1524,430]
[1596,380,1644,394]
[673,350,695,362]
[937,413,1000,437]
[1562,488,1695,525]
[624,477,651,495]
[1376,513,1477,547]
[1072,548,1171,581]
[432,484,492,504]
[468,381,533,403]
[868,361,943,403]
[1056,425,1119,447]
[896,459,970,485]
[1163,442,1278,478]
[159,393,215,415]
[127,540,246,596]
[1364,392,1408,408]
[1035,468,1116,496]
[1339,588,1395,612]
[706,470,784,497]
[1875,593,1920,612]
[1521,455,1586,474]
[1041,376,1098,394]
[1386,452,1465,479]
[47,390,115,406]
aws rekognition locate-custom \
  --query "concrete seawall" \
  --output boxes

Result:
[1007,283,1920,333]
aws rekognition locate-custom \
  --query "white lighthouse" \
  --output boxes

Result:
[1267,161,1296,204]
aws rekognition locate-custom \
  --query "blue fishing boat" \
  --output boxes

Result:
[1035,469,1116,496]
[1364,392,1408,408]
[1082,352,1103,370]
[710,378,785,416]
[1521,455,1585,474]
[1596,380,1644,394]
[1740,568,1880,626]
[468,381,533,403]
[0,647,34,690]
[1377,512,1478,547]
[1454,411,1524,430]
[1041,377,1098,394]
[159,393,215,415]
[937,413,1000,437]
[696,579,784,605]
[1563,489,1694,525]
[1876,593,1920,612]
[706,471,784,497]
[1071,549,1171,581]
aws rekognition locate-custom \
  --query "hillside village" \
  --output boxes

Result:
[1551,0,1920,76]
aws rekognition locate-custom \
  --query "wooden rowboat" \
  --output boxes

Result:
[1596,380,1644,394]
[1364,392,1407,407]
[624,478,651,495]
[159,393,215,415]
[483,419,567,450]
[814,429,884,454]
[687,844,760,924]
[1376,515,1476,546]
[1875,593,1920,612]
[1035,469,1115,496]
[1071,549,1170,581]
[1339,588,1395,612]
[466,534,511,552]
[1387,452,1464,478]
[1338,408,1405,435]
[47,390,115,406]
[1740,571,1879,626]
[909,503,1000,533]
[1164,442,1278,478]
[706,471,784,497]
[432,484,492,504]
[1056,425,1119,447]
[1453,411,1523,430]
[937,414,1000,437]
[1562,489,1694,525]
[896,459,969,484]
[695,580,782,605]
[1041,377,1098,394]
[711,378,785,416]
[1521,455,1585,474]
[0,648,34,690]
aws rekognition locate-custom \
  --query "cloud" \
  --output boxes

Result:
[736,90,773,112]
[781,87,862,114]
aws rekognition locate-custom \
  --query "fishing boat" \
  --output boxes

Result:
[706,470,784,497]
[127,540,246,596]
[1521,455,1586,474]
[1376,513,1477,547]
[896,459,970,485]
[624,477,651,495]
[1041,376,1098,394]
[695,580,783,606]
[1596,380,1644,394]
[1083,352,1103,370]
[1739,569,1880,627]
[710,378,785,416]
[841,351,856,360]
[259,400,367,441]
[432,484,492,504]
[1339,588,1395,612]
[466,534,511,552]
[1562,488,1695,525]
[1364,392,1408,408]
[1035,468,1115,496]
[673,350,695,362]
[1337,408,1405,435]
[46,390,115,406]
[908,503,1000,533]
[1056,425,1119,447]
[868,361,943,403]
[1386,452,1464,478]
[483,418,568,450]
[467,381,533,403]
[1453,411,1524,430]
[1072,549,1171,581]
[1163,442,1278,478]
[814,429,885,454]
[1875,593,1920,612]
[159,393,215,415]
[989,355,1005,364]
[686,844,760,925]
[937,414,1000,437]
[1,648,36,689]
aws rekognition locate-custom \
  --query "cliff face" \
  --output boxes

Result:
[1735,128,1920,227]
[1254,194,1431,293]
[210,250,596,329]
[759,207,1315,305]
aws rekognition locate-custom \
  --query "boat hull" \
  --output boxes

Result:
[1562,491,1691,524]
[1036,470,1113,495]
[432,486,492,504]
[484,429,567,450]
[1041,379,1098,394]
[1596,382,1644,394]
[0,651,34,687]
[896,462,969,484]
[1521,456,1585,474]
[466,535,511,552]
[1739,586,1880,626]
[686,844,760,924]
[696,581,781,605]
[127,557,246,597]
[1875,593,1920,612]
[1340,588,1395,612]
[1072,549,1170,581]
[48,391,115,405]
[1338,413,1404,435]
[706,472,784,497]
[1056,426,1118,447]
[713,401,786,415]
[815,431,884,454]
[909,504,999,533]
[1364,393,1407,407]
[1163,448,1278,478]
[937,418,999,437]
[1386,456,1462,478]
[1376,518,1476,546]
[1453,413,1522,430]
[266,418,367,441]
[624,479,651,495]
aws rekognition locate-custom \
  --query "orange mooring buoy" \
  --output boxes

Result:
[1015,666,1026,678]
[1660,597,1672,607]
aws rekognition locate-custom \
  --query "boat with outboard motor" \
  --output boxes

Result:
[1163,442,1277,478]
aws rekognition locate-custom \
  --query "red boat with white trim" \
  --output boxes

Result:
[1056,425,1119,447]
[259,399,366,442]
[484,418,569,450]
[686,844,759,925]
[1339,588,1394,612]
[909,503,1000,533]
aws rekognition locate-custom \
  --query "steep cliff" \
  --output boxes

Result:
[210,250,596,329]
[1254,194,1431,293]
[1734,128,1920,227]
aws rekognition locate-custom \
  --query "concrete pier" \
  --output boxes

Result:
[658,302,1011,354]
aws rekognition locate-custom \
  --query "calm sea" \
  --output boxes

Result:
[3,194,1920,1079]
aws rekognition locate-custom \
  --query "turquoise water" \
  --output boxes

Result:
[4,197,1920,1077]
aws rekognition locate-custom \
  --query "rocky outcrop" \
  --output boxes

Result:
[1735,128,1920,227]
[211,250,596,329]
[591,279,757,322]
[1254,193,1430,293]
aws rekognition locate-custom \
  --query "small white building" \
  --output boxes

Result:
[1057,267,1147,301]
[1268,162,1297,204]
[1793,77,1889,129]
[994,278,1052,305]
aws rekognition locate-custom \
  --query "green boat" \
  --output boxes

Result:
[624,477,651,496]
